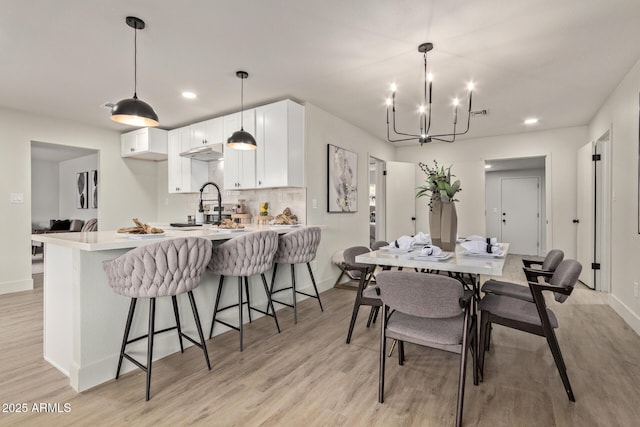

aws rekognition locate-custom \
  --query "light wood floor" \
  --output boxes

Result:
[2,256,640,426]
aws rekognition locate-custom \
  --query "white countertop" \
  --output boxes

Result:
[32,224,316,252]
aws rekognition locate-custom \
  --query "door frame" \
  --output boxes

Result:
[597,129,612,293]
[484,154,551,255]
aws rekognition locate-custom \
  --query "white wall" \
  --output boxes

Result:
[304,103,396,292]
[395,126,587,259]
[31,158,59,228]
[589,56,640,334]
[59,154,98,221]
[0,107,158,295]
[485,168,546,253]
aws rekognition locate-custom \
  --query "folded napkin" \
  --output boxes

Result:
[420,245,442,256]
[392,235,415,249]
[413,232,431,245]
[466,235,498,245]
[461,240,503,255]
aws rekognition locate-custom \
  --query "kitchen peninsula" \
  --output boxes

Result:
[32,225,321,392]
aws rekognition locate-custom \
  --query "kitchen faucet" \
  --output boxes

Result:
[199,181,222,225]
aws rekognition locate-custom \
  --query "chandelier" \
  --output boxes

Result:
[386,42,476,145]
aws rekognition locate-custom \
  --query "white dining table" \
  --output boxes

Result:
[355,243,510,300]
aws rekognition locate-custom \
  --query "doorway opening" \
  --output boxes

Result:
[30,141,99,275]
[368,156,386,246]
[484,156,546,256]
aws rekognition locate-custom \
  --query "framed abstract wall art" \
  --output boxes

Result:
[76,171,88,209]
[327,144,358,212]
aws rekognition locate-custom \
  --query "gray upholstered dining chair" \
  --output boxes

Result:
[344,246,380,344]
[269,227,323,324]
[481,249,564,302]
[479,259,582,402]
[208,230,281,351]
[103,237,212,401]
[377,271,476,427]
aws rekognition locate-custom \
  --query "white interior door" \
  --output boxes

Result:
[500,177,540,255]
[385,161,415,241]
[576,142,594,288]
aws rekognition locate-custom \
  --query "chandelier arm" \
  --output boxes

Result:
[391,107,421,138]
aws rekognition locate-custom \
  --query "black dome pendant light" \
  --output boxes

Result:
[227,71,257,150]
[111,16,159,127]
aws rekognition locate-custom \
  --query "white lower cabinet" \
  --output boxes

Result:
[168,127,208,193]
[223,109,256,190]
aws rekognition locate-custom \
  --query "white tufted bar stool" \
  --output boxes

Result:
[103,237,212,401]
[208,230,281,351]
[269,227,323,324]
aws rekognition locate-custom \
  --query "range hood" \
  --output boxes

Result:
[180,143,224,161]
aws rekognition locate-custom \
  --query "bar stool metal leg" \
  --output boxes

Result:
[187,291,211,370]
[146,298,156,401]
[116,298,137,379]
[209,276,225,339]
[245,277,252,323]
[171,296,184,353]
[238,277,244,352]
[261,273,280,332]
[306,262,323,311]
[290,264,298,324]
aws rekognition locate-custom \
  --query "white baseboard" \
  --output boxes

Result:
[608,294,640,337]
[0,278,33,295]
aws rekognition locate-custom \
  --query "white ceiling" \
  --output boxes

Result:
[3,0,640,146]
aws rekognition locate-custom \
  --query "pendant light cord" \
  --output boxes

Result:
[240,76,244,131]
[133,25,138,99]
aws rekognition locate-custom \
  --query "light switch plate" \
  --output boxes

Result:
[10,193,24,204]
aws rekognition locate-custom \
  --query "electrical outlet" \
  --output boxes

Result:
[9,193,24,204]
[312,199,318,209]
[634,282,639,298]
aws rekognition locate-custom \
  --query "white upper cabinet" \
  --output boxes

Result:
[168,127,208,193]
[255,100,304,188]
[223,109,256,190]
[120,127,168,160]
[190,117,224,148]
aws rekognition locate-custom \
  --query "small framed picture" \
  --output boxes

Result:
[90,170,98,209]
[76,171,88,209]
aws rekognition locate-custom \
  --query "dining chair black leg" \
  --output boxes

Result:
[346,298,361,344]
[171,295,184,353]
[371,306,380,324]
[378,304,387,403]
[116,298,137,379]
[478,312,490,380]
[398,340,405,365]
[544,327,575,401]
[145,298,156,401]
[187,291,211,370]
[366,307,375,327]
[455,309,470,427]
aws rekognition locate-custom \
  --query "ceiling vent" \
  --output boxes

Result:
[471,109,489,117]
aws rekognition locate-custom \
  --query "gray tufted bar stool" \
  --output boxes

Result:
[102,237,212,401]
[269,227,323,324]
[208,230,281,351]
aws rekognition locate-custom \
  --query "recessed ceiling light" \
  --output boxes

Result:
[524,118,539,125]
[485,164,492,169]
[182,91,197,99]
